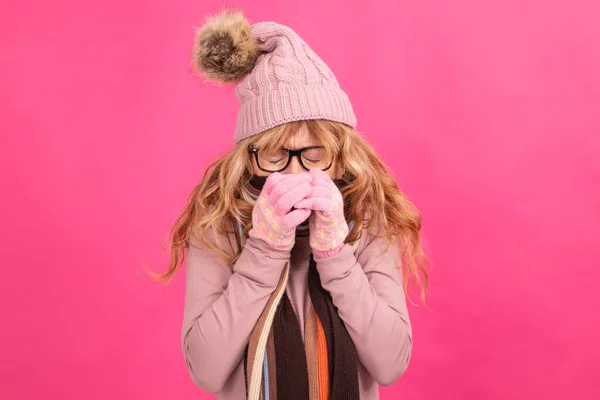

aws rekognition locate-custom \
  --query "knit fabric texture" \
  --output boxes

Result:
[234,22,357,143]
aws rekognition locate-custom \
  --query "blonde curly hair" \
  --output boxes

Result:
[154,119,428,302]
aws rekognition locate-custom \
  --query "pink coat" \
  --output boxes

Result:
[181,226,412,399]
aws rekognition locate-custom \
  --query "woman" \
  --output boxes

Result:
[158,9,427,400]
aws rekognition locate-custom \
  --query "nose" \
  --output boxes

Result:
[281,154,305,174]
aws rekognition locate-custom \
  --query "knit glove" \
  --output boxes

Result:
[295,168,349,258]
[248,172,313,252]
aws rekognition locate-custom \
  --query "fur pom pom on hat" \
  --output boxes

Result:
[192,9,357,143]
[192,10,260,84]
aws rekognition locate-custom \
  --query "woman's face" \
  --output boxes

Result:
[251,124,340,178]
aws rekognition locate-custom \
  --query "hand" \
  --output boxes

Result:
[248,172,312,252]
[295,168,349,258]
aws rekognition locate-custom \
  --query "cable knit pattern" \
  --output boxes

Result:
[234,22,357,142]
[296,168,349,258]
[248,172,312,252]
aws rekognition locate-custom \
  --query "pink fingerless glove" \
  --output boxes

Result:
[248,172,313,252]
[295,168,349,258]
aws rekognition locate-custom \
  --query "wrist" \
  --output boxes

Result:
[245,234,293,256]
[313,243,345,259]
[248,226,296,253]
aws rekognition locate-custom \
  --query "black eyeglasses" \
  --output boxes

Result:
[250,146,334,173]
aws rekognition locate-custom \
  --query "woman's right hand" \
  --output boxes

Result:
[248,172,312,252]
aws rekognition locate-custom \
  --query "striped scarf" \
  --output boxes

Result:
[238,176,360,400]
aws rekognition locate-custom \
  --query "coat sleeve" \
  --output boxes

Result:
[181,232,290,393]
[314,233,413,386]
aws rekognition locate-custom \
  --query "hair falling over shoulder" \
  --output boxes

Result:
[153,120,429,303]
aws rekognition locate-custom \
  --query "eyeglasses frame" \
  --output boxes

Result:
[249,145,334,173]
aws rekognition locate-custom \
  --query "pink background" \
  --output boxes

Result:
[1,0,599,399]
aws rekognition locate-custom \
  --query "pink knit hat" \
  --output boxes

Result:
[192,10,357,143]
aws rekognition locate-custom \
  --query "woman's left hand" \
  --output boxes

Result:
[295,168,349,258]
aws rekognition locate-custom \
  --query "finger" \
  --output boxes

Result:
[264,172,310,196]
[309,185,333,199]
[295,197,333,212]
[310,176,333,188]
[268,173,311,200]
[280,208,311,230]
[308,167,330,181]
[273,183,312,215]
[312,178,343,202]
[263,172,284,190]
